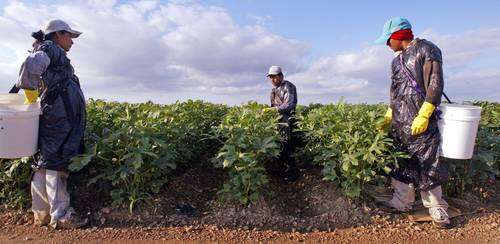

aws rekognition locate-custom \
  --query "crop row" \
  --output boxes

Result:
[0,100,498,210]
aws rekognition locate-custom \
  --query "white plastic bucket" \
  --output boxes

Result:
[0,93,40,159]
[438,103,482,159]
[0,94,24,104]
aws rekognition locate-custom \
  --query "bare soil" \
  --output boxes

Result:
[1,163,499,243]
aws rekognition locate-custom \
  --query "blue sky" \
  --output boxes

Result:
[206,0,500,54]
[0,0,499,104]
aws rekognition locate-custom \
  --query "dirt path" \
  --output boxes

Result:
[0,211,499,243]
[1,165,499,243]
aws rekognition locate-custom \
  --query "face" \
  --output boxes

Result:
[55,31,74,52]
[268,74,284,87]
[387,38,403,52]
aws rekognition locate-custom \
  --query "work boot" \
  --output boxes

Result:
[378,179,415,213]
[56,214,89,229]
[377,200,410,213]
[429,207,451,229]
[54,208,89,229]
[33,211,50,227]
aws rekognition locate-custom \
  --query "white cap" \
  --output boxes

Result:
[43,19,82,38]
[267,65,282,76]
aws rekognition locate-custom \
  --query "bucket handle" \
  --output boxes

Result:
[442,92,452,103]
[9,84,20,94]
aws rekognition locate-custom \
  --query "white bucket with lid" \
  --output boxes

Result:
[438,103,482,159]
[0,93,40,158]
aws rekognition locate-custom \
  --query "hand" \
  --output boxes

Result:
[23,89,39,104]
[411,116,429,135]
[377,107,392,132]
[263,107,277,113]
[411,102,435,136]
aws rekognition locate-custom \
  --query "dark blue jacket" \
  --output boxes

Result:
[37,40,86,171]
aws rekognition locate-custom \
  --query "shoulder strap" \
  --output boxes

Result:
[399,54,452,103]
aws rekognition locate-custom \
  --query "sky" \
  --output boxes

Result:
[0,0,499,105]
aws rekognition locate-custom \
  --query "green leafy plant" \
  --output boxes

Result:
[69,99,228,212]
[212,102,283,205]
[0,157,32,209]
[1,100,497,211]
[298,102,408,198]
[444,101,499,196]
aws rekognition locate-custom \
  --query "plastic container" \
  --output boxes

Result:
[0,93,40,158]
[438,103,482,159]
[0,94,25,104]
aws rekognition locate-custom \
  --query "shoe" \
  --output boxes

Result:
[377,200,411,213]
[33,211,50,227]
[57,214,89,229]
[429,207,451,229]
[377,201,405,213]
[55,208,89,229]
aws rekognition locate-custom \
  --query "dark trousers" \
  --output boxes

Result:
[274,115,299,180]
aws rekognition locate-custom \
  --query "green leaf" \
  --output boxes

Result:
[132,153,143,169]
[342,161,350,171]
[87,173,106,186]
[6,161,22,178]
[68,144,97,172]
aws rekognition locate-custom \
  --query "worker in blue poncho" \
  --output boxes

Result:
[17,19,88,229]
[376,17,450,228]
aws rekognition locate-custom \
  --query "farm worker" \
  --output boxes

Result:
[263,66,300,182]
[17,19,88,229]
[375,17,450,228]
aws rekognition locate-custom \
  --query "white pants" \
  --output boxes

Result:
[31,169,73,228]
[389,177,448,212]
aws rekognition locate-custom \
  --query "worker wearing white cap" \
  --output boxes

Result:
[44,19,82,38]
[264,66,299,182]
[16,19,88,229]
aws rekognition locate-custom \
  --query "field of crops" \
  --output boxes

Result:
[0,100,498,212]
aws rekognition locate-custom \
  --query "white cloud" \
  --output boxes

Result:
[420,28,500,102]
[0,1,498,105]
[289,46,393,102]
[0,0,306,104]
[290,28,500,103]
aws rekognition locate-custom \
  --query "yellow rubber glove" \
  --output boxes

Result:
[411,102,436,136]
[263,107,277,113]
[24,89,39,104]
[377,107,392,132]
